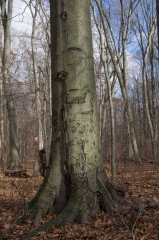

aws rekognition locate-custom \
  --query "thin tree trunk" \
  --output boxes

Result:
[38,1,52,144]
[133,2,157,160]
[156,0,159,55]
[92,3,116,182]
[30,0,47,176]
[0,0,20,169]
[95,0,141,163]
[0,10,4,165]
[142,17,157,160]
[150,44,158,161]
[120,0,133,159]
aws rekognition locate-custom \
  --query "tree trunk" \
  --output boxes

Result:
[0,0,20,169]
[150,44,158,161]
[30,0,47,176]
[156,0,159,55]
[133,2,157,160]
[142,17,157,160]
[0,10,4,165]
[20,2,130,239]
[92,3,116,182]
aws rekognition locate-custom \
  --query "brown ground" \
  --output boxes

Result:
[0,161,159,240]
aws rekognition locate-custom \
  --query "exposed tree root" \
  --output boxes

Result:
[15,179,58,225]
[16,188,59,226]
[20,188,131,240]
[20,201,80,240]
[18,166,133,239]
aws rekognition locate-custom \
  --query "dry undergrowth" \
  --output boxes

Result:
[0,160,159,240]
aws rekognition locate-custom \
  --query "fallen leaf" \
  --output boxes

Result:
[4,224,10,229]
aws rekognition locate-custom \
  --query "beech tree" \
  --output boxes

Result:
[20,1,129,239]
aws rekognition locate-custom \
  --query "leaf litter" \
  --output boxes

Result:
[0,161,159,239]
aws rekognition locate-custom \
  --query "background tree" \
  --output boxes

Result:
[94,0,141,163]
[7,0,51,173]
[92,2,116,183]
[28,0,47,176]
[0,9,4,165]
[156,0,159,53]
[132,0,158,160]
[0,0,21,170]
[91,0,158,164]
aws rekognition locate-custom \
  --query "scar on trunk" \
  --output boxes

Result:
[39,148,47,177]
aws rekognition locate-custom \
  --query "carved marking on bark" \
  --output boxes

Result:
[71,126,77,132]
[53,71,68,81]
[60,11,68,22]
[76,122,80,127]
[79,125,86,134]
[68,88,80,91]
[66,47,82,52]
[80,110,93,115]
[89,126,94,133]
[66,91,88,104]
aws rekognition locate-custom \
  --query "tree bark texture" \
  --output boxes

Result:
[20,1,129,239]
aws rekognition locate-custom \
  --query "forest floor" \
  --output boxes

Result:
[0,160,159,240]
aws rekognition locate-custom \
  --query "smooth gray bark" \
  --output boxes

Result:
[20,1,129,239]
